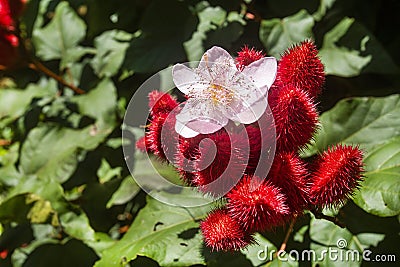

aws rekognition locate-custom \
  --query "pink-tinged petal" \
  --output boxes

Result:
[242,57,277,91]
[173,63,208,95]
[227,71,264,110]
[230,96,268,124]
[197,47,236,83]
[175,98,228,136]
[175,120,200,138]
[199,46,233,67]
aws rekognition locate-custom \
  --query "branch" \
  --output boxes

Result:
[278,216,297,252]
[28,60,85,95]
[311,209,346,228]
[0,139,11,146]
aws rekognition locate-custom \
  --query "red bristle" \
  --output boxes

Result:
[148,91,179,117]
[269,84,318,152]
[275,40,325,98]
[200,208,254,252]
[146,112,179,161]
[236,45,265,71]
[0,0,14,31]
[192,130,248,196]
[135,136,147,152]
[268,152,309,213]
[175,135,204,185]
[227,175,290,231]
[242,112,276,176]
[309,144,364,208]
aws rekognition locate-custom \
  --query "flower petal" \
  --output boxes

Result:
[199,46,233,68]
[242,57,277,91]
[230,96,268,124]
[197,46,236,84]
[175,120,200,138]
[173,63,208,95]
[175,98,228,136]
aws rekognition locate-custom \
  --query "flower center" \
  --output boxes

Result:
[209,83,234,105]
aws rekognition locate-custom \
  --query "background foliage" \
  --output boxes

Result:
[0,0,399,266]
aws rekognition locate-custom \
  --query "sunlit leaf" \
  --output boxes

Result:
[259,9,314,58]
[94,189,212,267]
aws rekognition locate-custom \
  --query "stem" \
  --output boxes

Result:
[28,59,85,95]
[279,216,297,252]
[311,209,346,228]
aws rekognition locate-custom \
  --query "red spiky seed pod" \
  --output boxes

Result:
[269,84,318,152]
[148,91,179,117]
[268,152,309,213]
[200,208,253,252]
[135,136,148,153]
[309,144,364,208]
[0,0,14,31]
[236,45,265,71]
[242,112,276,176]
[276,40,325,98]
[175,135,203,185]
[227,175,289,231]
[192,130,248,195]
[145,112,179,161]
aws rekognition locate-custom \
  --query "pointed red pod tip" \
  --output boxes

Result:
[269,84,319,152]
[309,144,364,208]
[276,40,325,98]
[236,45,265,71]
[268,152,309,213]
[200,208,254,252]
[148,91,178,117]
[227,175,290,232]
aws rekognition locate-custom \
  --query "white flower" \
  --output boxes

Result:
[172,46,277,138]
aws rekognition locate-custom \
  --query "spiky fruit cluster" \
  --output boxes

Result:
[138,41,364,251]
[0,0,26,67]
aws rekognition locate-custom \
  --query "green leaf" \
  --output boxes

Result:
[94,189,212,267]
[123,0,197,73]
[313,0,336,21]
[60,211,96,242]
[304,95,400,216]
[91,30,132,78]
[319,17,372,77]
[242,233,298,266]
[73,79,118,130]
[184,5,227,61]
[0,79,57,122]
[259,10,314,58]
[305,95,400,156]
[0,194,57,225]
[32,2,88,65]
[353,137,400,216]
[106,176,140,208]
[19,125,87,183]
[97,159,122,184]
[19,78,117,183]
[310,217,384,266]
